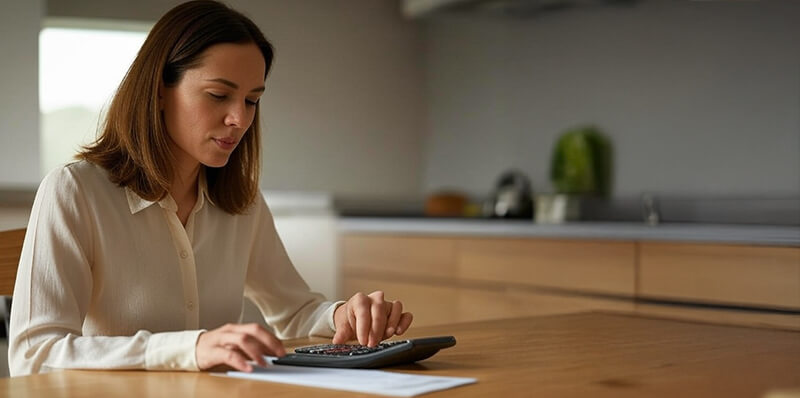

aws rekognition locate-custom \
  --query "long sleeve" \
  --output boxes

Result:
[243,196,343,339]
[8,166,202,376]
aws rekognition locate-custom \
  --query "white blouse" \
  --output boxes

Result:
[9,161,340,376]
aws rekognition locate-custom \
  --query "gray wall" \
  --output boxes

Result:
[422,0,800,198]
[3,0,799,199]
[0,0,42,188]
[9,0,427,197]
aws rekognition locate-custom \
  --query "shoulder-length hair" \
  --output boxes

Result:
[79,0,273,214]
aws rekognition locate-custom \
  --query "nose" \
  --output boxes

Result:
[224,102,247,128]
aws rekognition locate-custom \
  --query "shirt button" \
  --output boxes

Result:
[180,250,188,259]
[187,301,194,310]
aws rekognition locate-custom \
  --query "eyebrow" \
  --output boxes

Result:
[205,78,265,93]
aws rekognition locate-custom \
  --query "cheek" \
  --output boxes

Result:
[166,96,208,137]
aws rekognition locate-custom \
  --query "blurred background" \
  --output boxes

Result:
[1,0,799,376]
[2,0,798,202]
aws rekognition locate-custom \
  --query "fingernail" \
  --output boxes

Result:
[386,327,395,336]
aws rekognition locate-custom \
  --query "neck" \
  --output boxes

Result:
[171,162,201,206]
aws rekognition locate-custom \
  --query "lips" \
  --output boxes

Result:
[215,137,236,145]
[213,137,238,150]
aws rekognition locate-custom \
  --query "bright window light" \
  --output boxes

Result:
[39,25,148,175]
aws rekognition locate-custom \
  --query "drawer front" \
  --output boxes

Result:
[635,303,800,331]
[341,235,457,279]
[457,238,636,296]
[458,288,634,322]
[342,277,635,327]
[638,243,800,309]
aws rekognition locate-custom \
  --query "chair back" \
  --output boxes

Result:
[0,228,25,296]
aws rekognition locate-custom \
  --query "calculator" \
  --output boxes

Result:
[272,336,456,369]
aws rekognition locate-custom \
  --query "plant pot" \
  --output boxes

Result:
[535,194,580,224]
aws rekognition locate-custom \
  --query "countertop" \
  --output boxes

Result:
[338,217,800,247]
[5,314,800,398]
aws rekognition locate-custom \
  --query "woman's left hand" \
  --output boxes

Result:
[332,291,413,347]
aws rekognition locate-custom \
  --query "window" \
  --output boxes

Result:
[39,19,149,175]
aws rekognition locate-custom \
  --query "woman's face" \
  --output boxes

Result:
[161,42,266,171]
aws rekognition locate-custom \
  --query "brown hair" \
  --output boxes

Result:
[78,0,274,214]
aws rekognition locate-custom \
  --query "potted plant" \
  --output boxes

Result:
[538,126,612,223]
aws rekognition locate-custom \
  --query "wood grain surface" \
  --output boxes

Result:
[0,228,25,296]
[639,242,800,309]
[2,312,799,397]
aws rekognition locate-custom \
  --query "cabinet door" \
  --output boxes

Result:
[343,276,635,327]
[635,303,800,331]
[457,238,636,296]
[638,243,800,310]
[458,288,634,322]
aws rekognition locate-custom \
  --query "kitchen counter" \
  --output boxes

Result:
[338,218,800,247]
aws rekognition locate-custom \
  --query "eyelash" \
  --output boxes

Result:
[208,93,259,107]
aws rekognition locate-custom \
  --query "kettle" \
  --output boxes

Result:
[483,170,534,219]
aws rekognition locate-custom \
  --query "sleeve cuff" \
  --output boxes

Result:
[309,301,346,338]
[145,330,205,371]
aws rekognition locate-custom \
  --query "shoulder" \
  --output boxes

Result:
[234,192,277,234]
[38,160,117,202]
[42,160,104,183]
[231,190,269,216]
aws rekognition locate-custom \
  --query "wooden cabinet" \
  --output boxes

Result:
[340,233,800,330]
[343,276,461,326]
[457,238,636,296]
[340,234,636,326]
[638,242,800,310]
[456,287,634,322]
[634,242,800,330]
[634,302,800,330]
[341,235,457,279]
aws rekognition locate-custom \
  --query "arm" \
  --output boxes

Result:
[243,196,413,347]
[242,196,342,339]
[8,166,202,376]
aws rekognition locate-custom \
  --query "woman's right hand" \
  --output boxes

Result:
[195,323,286,372]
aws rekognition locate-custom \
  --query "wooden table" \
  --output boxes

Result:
[3,312,800,397]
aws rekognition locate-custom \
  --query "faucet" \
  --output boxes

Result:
[641,193,660,226]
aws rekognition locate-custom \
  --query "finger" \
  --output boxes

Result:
[213,346,252,372]
[396,312,413,335]
[352,296,372,346]
[220,332,268,367]
[368,290,385,302]
[332,319,354,344]
[238,323,286,357]
[369,298,388,347]
[384,301,403,339]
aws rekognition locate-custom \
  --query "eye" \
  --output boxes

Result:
[245,98,259,107]
[208,93,226,101]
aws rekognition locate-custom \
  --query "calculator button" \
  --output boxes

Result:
[293,340,408,356]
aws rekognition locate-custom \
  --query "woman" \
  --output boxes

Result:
[9,0,412,376]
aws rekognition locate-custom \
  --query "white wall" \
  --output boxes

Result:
[35,0,428,197]
[0,0,42,188]
[422,0,800,198]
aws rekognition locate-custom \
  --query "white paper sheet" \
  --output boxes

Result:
[216,357,476,397]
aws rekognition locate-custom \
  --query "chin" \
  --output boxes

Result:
[203,157,231,168]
